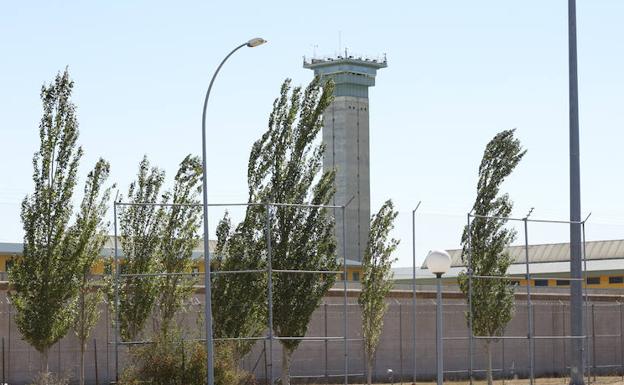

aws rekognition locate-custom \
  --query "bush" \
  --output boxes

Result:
[30,372,70,385]
[120,330,252,385]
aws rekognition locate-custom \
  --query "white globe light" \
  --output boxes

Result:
[426,250,452,275]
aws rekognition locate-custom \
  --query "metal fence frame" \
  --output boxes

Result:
[111,199,358,384]
[461,212,591,385]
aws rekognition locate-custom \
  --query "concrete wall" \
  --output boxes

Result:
[1,290,623,384]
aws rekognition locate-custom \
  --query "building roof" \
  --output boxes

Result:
[396,258,624,281]
[439,239,624,268]
[0,239,361,266]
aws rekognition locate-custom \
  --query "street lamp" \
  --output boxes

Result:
[201,37,267,385]
[425,250,451,385]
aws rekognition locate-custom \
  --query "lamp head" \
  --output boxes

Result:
[247,38,267,47]
[425,250,452,276]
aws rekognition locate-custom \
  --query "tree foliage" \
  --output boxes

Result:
[11,69,86,371]
[117,156,167,341]
[213,209,267,357]
[71,158,113,385]
[458,129,526,385]
[214,77,336,385]
[359,200,399,385]
[157,155,203,331]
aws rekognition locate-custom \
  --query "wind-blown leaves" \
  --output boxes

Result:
[71,158,113,385]
[458,129,526,385]
[10,69,112,374]
[213,77,336,385]
[117,156,167,341]
[157,155,203,331]
[359,200,399,385]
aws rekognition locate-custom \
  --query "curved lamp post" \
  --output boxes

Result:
[201,37,267,385]
[425,250,452,385]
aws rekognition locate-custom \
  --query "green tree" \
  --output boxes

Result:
[358,200,399,385]
[212,209,267,359]
[157,155,203,331]
[458,129,526,385]
[251,77,337,385]
[118,156,167,341]
[71,159,113,385]
[10,69,86,372]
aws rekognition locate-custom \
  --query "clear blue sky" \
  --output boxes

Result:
[1,1,623,267]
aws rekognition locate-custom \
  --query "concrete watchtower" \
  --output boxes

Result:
[304,54,387,263]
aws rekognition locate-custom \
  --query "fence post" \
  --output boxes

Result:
[502,334,505,384]
[592,303,596,381]
[325,303,328,384]
[552,304,556,375]
[263,340,269,385]
[620,302,623,380]
[399,303,403,385]
[466,214,474,385]
[562,303,567,375]
[523,218,534,385]
[94,338,99,385]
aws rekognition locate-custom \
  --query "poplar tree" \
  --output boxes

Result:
[212,210,267,359]
[71,159,113,385]
[359,200,399,385]
[218,77,336,385]
[458,129,526,385]
[118,156,167,341]
[11,69,85,372]
[157,155,203,331]
[256,78,336,385]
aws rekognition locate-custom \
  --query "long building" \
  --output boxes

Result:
[393,239,624,289]
[0,238,364,282]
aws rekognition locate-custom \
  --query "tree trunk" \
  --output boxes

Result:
[486,341,493,385]
[282,347,291,385]
[367,356,373,385]
[41,347,49,373]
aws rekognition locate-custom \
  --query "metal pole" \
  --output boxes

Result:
[620,303,623,379]
[563,303,567,374]
[502,333,506,384]
[552,305,556,374]
[466,213,474,385]
[113,201,120,382]
[94,338,100,385]
[2,337,4,385]
[524,218,535,385]
[342,204,348,385]
[325,303,329,384]
[399,303,404,385]
[412,202,421,384]
[266,203,274,385]
[591,304,596,382]
[436,274,443,385]
[568,0,584,382]
[582,221,590,384]
[201,41,248,385]
[264,340,269,385]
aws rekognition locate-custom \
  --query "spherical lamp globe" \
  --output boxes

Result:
[425,250,452,276]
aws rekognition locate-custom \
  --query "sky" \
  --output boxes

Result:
[1,1,623,268]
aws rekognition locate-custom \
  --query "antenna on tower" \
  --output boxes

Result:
[338,31,342,55]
